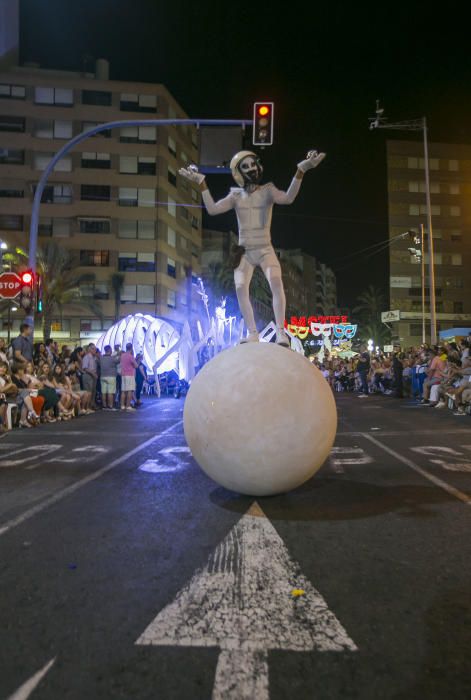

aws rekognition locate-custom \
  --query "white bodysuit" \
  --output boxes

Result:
[202,177,302,333]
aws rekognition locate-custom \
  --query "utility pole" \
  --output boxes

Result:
[369,102,437,344]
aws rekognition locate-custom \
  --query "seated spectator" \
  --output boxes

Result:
[421,347,446,404]
[9,363,41,427]
[51,364,81,416]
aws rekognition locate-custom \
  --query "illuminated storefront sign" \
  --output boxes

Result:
[285,315,358,341]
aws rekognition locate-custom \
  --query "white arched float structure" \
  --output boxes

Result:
[95,314,194,380]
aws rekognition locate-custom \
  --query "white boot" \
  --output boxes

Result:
[240,330,259,344]
[276,328,290,347]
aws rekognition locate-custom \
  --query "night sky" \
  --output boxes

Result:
[19,1,471,306]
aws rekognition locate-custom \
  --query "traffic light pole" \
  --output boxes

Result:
[28,118,252,332]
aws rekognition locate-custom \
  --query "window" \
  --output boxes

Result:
[0,188,24,198]
[121,285,137,303]
[138,156,156,175]
[180,236,187,250]
[34,152,72,171]
[137,284,155,303]
[120,125,156,143]
[118,187,137,207]
[424,253,442,265]
[138,188,154,207]
[120,155,157,175]
[451,230,462,242]
[0,115,25,132]
[167,289,176,308]
[409,181,440,194]
[81,185,110,202]
[35,86,73,106]
[449,183,460,195]
[167,257,176,278]
[169,105,177,120]
[0,83,26,100]
[82,90,112,106]
[52,218,71,237]
[168,197,176,217]
[409,203,441,216]
[407,156,438,170]
[450,205,461,217]
[449,159,459,171]
[80,250,109,266]
[38,218,53,236]
[168,166,177,186]
[181,151,188,163]
[0,214,23,230]
[93,282,109,300]
[81,152,111,169]
[79,218,111,234]
[191,188,198,202]
[120,93,157,112]
[452,254,462,266]
[454,302,464,313]
[82,121,111,138]
[80,319,112,331]
[53,120,73,138]
[179,206,189,221]
[191,216,199,230]
[118,252,137,272]
[48,184,72,204]
[167,227,176,247]
[168,135,177,156]
[118,220,155,238]
[137,252,155,272]
[0,149,24,165]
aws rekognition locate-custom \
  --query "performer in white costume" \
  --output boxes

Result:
[179,149,325,345]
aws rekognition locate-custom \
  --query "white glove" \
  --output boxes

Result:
[297,150,326,173]
[178,164,205,185]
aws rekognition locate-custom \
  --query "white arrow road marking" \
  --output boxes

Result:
[329,446,373,473]
[6,657,55,700]
[139,446,191,473]
[411,445,471,473]
[136,502,357,699]
[0,445,62,468]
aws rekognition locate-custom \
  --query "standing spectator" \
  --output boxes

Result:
[45,338,59,366]
[135,353,147,406]
[100,345,119,410]
[120,343,138,411]
[357,345,370,397]
[12,323,33,366]
[113,344,122,407]
[82,343,99,409]
[0,338,8,363]
[393,352,404,398]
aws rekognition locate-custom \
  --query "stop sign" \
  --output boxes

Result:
[0,272,22,299]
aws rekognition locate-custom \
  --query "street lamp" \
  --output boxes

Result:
[369,101,437,344]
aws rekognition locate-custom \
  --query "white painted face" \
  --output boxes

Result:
[238,156,262,186]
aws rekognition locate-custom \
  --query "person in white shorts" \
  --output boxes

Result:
[179,149,325,346]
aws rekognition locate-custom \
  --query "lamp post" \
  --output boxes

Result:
[369,102,437,344]
[407,227,426,344]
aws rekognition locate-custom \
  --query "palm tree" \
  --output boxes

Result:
[353,284,391,345]
[36,242,103,340]
[110,272,125,321]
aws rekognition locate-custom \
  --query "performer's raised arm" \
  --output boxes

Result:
[270,150,326,205]
[178,165,235,215]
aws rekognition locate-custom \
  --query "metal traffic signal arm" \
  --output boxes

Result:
[27,118,252,330]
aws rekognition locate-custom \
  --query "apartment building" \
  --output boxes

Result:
[387,139,471,346]
[0,59,202,343]
[275,248,338,318]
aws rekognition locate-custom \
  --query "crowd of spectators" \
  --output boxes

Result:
[0,323,150,431]
[316,337,471,417]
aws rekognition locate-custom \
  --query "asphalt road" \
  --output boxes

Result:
[0,392,470,700]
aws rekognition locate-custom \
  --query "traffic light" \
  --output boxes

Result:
[36,273,43,313]
[253,101,274,146]
[19,270,34,314]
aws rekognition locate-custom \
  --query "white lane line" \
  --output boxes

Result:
[136,502,356,698]
[361,433,471,507]
[337,429,471,437]
[0,420,183,538]
[6,657,56,700]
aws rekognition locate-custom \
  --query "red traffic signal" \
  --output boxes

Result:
[21,271,33,286]
[253,101,274,146]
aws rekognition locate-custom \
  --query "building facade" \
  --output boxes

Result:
[0,60,202,344]
[387,139,471,346]
[275,248,338,319]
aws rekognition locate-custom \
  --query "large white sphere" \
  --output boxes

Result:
[184,343,337,496]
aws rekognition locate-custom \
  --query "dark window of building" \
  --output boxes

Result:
[167,258,176,278]
[80,185,110,202]
[120,95,157,113]
[81,153,111,169]
[179,206,189,221]
[82,90,112,106]
[0,84,26,100]
[136,253,155,272]
[38,218,53,236]
[168,169,177,187]
[82,121,112,138]
[118,253,137,272]
[453,301,464,313]
[191,216,199,229]
[138,159,156,175]
[0,115,25,132]
[0,188,24,198]
[79,219,111,234]
[79,250,110,266]
[0,149,24,165]
[0,214,23,230]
